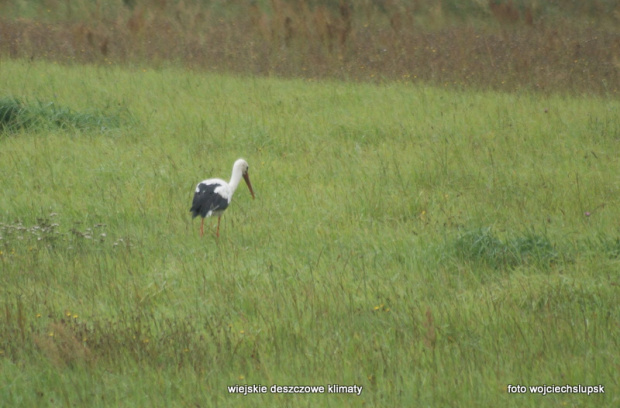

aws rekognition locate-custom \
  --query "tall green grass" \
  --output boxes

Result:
[0,59,619,407]
[0,96,125,134]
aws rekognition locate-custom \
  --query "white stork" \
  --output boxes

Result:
[190,158,255,237]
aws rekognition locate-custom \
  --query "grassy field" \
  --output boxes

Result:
[1,59,619,407]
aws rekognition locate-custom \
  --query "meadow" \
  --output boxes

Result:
[1,57,619,407]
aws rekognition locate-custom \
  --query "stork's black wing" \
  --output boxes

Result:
[190,182,230,218]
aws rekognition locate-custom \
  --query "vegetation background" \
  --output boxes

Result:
[1,1,619,407]
[1,0,620,95]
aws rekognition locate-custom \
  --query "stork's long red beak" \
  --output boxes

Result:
[243,172,255,199]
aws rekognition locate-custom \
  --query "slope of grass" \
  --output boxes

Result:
[0,59,619,407]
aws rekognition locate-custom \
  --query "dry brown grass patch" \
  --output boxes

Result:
[0,1,618,95]
[34,322,94,369]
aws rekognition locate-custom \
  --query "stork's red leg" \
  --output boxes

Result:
[216,216,221,238]
[200,218,205,237]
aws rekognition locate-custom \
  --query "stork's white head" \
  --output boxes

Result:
[234,159,250,175]
[233,158,255,199]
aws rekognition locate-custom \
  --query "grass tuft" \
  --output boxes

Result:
[0,97,126,134]
[453,227,558,270]
[0,97,27,132]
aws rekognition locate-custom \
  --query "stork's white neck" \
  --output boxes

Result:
[228,162,244,194]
